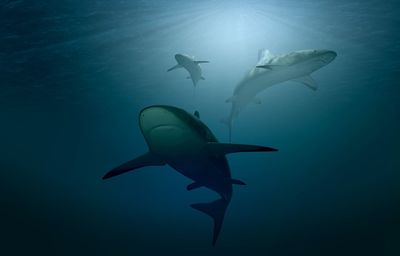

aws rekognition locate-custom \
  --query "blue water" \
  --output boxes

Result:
[1,0,399,255]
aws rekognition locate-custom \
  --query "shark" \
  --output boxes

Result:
[103,105,277,246]
[167,54,209,86]
[225,49,337,141]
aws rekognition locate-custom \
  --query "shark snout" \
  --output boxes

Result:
[319,50,337,64]
[175,54,185,62]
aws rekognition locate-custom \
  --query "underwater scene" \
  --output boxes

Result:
[1,0,399,255]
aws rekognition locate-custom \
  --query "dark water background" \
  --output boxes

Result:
[1,0,399,255]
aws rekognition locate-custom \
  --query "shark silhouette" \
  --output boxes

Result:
[103,105,277,246]
[167,54,209,86]
[225,49,337,141]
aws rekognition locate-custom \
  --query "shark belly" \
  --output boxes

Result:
[236,65,314,99]
[147,125,225,182]
[186,63,202,84]
[148,125,204,156]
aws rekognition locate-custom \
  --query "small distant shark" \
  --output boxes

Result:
[103,105,277,246]
[225,49,337,141]
[167,54,209,86]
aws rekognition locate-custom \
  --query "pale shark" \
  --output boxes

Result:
[225,49,337,141]
[167,54,209,86]
[103,105,277,246]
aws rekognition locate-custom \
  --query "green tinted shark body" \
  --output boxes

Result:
[103,105,277,245]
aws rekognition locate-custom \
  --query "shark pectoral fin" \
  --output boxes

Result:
[229,178,246,185]
[200,76,205,80]
[191,198,228,246]
[293,75,318,91]
[187,182,203,191]
[256,65,272,70]
[256,64,282,70]
[102,152,165,179]
[167,64,182,72]
[206,142,278,155]
[194,61,209,64]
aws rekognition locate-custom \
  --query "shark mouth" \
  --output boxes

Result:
[148,124,185,133]
[319,57,333,64]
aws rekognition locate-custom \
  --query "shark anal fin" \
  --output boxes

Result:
[187,181,203,191]
[206,142,278,155]
[194,61,209,64]
[102,152,165,179]
[191,198,228,246]
[292,75,318,91]
[167,64,182,72]
[229,179,246,185]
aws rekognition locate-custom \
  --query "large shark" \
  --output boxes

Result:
[225,49,337,141]
[103,105,277,246]
[167,54,209,86]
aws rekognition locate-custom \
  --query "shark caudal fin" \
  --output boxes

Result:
[191,198,229,246]
[220,117,233,142]
[223,97,238,142]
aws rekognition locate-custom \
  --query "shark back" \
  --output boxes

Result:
[258,49,275,64]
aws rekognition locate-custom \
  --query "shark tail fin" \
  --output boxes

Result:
[191,198,229,246]
[192,77,197,87]
[220,117,232,142]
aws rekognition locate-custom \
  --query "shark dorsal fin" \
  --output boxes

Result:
[258,49,274,62]
[194,110,200,119]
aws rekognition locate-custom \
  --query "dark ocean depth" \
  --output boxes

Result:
[1,0,399,255]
